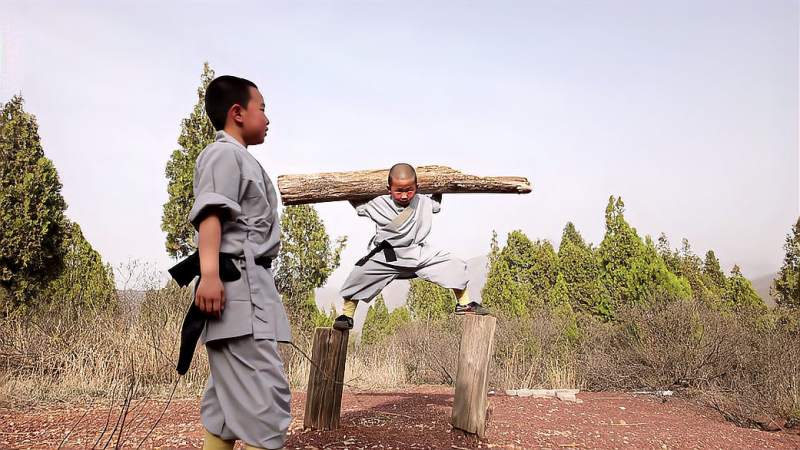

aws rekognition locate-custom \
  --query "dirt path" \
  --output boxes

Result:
[1,386,798,449]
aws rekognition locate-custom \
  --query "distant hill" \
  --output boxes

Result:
[751,273,777,307]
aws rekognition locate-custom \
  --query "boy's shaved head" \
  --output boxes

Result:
[388,163,417,186]
[205,75,258,131]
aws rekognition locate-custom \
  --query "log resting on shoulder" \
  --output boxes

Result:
[276,165,532,205]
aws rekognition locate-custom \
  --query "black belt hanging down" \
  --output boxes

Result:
[355,240,397,266]
[167,250,272,375]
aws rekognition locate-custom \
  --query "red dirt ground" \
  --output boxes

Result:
[1,386,798,449]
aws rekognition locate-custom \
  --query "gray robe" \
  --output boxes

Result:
[339,194,469,302]
[188,130,291,449]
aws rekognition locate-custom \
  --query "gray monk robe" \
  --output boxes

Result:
[339,193,469,302]
[188,130,291,450]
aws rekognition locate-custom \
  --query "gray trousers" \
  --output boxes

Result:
[340,248,469,302]
[201,335,291,449]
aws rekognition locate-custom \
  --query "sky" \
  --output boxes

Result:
[1,1,798,296]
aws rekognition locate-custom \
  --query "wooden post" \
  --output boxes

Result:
[303,327,349,430]
[451,315,497,438]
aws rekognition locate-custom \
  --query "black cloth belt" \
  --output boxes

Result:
[355,240,397,266]
[167,250,272,375]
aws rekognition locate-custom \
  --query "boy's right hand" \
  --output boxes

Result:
[195,275,225,318]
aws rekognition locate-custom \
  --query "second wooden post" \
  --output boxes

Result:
[303,327,349,430]
[451,314,497,438]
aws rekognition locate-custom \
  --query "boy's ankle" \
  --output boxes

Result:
[342,299,358,318]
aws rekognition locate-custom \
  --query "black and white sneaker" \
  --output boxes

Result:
[454,301,490,315]
[333,315,354,330]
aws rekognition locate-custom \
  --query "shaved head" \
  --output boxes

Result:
[387,163,417,186]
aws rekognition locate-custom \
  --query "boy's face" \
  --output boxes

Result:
[238,87,269,145]
[388,177,417,207]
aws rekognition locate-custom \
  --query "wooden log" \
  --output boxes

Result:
[451,314,497,438]
[277,165,531,205]
[303,327,349,430]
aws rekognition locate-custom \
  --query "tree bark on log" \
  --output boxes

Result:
[277,165,531,205]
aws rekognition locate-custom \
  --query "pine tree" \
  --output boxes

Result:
[40,221,116,309]
[548,273,580,343]
[703,250,726,294]
[161,63,217,258]
[772,218,800,309]
[482,230,555,317]
[598,196,690,313]
[275,204,346,331]
[548,273,570,306]
[407,278,453,321]
[529,239,560,305]
[724,265,765,310]
[362,295,410,345]
[656,233,681,275]
[676,238,719,304]
[488,230,500,268]
[557,222,611,318]
[0,95,67,308]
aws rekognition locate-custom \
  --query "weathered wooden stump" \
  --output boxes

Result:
[451,314,497,437]
[303,327,349,430]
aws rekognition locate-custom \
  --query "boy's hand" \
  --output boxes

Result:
[195,275,225,318]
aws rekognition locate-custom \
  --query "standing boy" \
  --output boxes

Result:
[191,75,291,450]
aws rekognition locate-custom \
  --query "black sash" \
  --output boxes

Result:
[355,240,397,266]
[168,251,272,375]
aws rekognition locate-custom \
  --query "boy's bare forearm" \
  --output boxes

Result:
[197,213,222,277]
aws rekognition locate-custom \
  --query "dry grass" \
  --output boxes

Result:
[1,282,798,429]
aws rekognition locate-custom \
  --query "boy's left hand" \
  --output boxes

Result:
[195,274,225,319]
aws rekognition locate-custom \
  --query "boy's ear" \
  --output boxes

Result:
[229,104,245,125]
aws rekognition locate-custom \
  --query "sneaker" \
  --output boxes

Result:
[455,301,490,315]
[332,315,354,330]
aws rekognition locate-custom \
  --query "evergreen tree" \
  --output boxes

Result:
[362,295,411,345]
[773,218,800,309]
[724,265,765,310]
[598,196,690,313]
[548,273,579,343]
[658,234,727,305]
[676,238,718,304]
[362,295,391,345]
[548,272,570,306]
[703,250,726,294]
[407,278,453,321]
[488,230,500,268]
[275,204,346,332]
[529,239,560,304]
[481,230,558,316]
[41,221,116,309]
[557,222,611,317]
[161,63,217,258]
[0,95,67,308]
[656,233,681,275]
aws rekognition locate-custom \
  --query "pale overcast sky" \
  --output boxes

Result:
[1,1,798,292]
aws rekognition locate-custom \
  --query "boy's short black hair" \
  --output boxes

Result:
[205,75,258,131]
[388,163,417,186]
